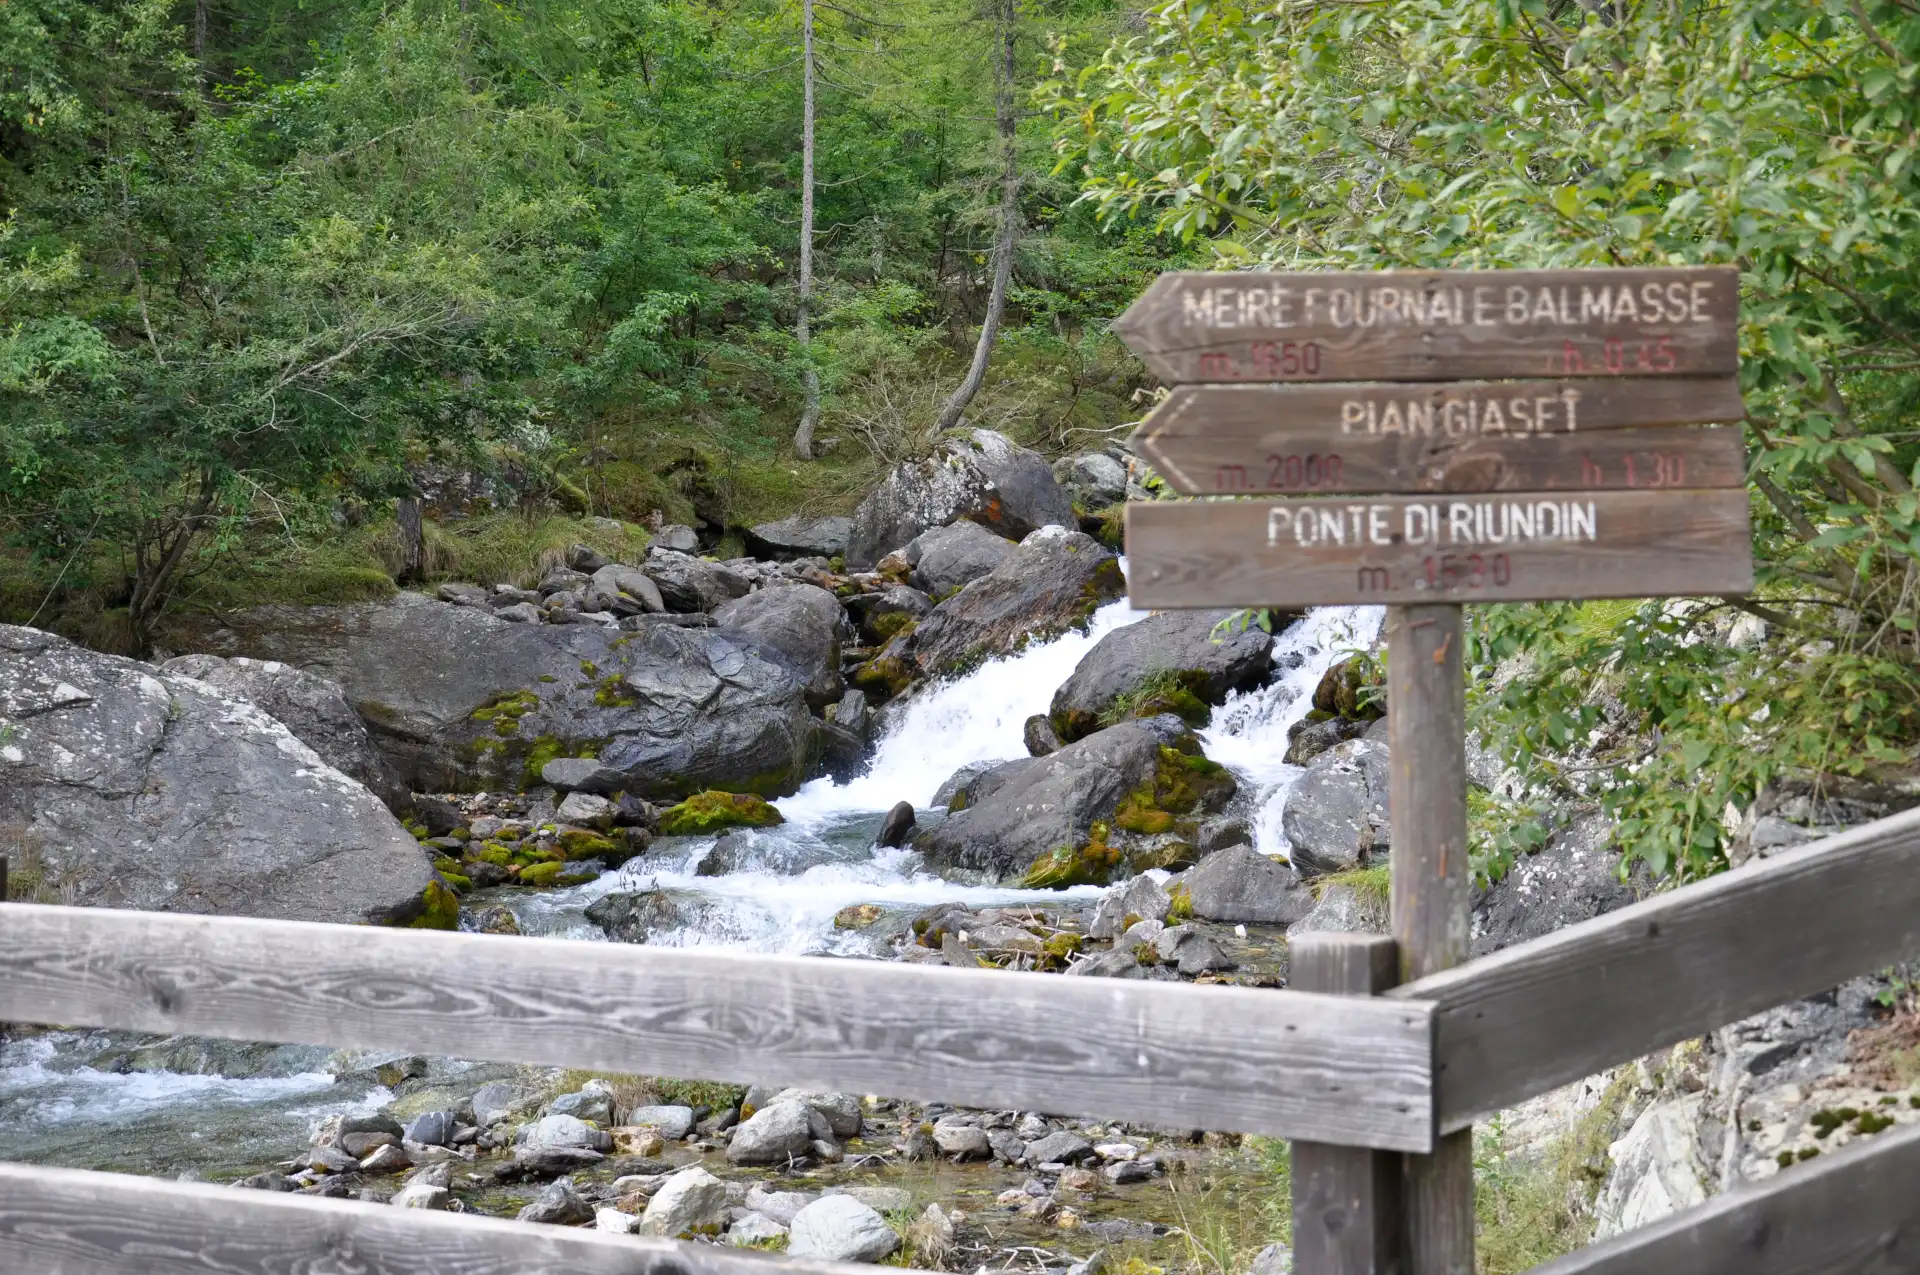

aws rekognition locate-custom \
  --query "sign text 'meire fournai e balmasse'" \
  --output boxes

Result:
[1113,266,1740,383]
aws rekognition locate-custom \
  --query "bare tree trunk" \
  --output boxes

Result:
[395,497,426,584]
[792,0,822,461]
[935,0,1020,433]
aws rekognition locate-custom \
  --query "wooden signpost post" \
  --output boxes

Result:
[1115,266,1750,1275]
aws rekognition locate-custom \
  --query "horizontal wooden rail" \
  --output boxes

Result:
[1394,805,1920,1131]
[1527,1116,1920,1274]
[0,1161,895,1275]
[0,902,1436,1152]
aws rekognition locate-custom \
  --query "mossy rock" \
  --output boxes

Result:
[470,842,516,867]
[833,903,887,930]
[557,828,619,861]
[657,791,786,836]
[405,878,461,930]
[517,860,596,888]
[1313,654,1383,721]
[439,870,474,894]
[849,651,914,700]
[1021,824,1123,889]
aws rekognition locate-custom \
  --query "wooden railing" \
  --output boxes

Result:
[3,807,1920,1273]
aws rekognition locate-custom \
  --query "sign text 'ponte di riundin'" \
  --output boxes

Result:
[1117,266,1753,608]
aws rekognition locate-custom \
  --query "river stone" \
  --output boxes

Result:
[590,564,665,615]
[653,524,701,553]
[1180,845,1313,926]
[727,1213,791,1245]
[914,718,1216,881]
[712,582,849,709]
[159,653,410,811]
[932,1120,992,1161]
[903,521,1018,598]
[1024,1131,1095,1165]
[549,1089,615,1126]
[788,1195,902,1263]
[845,586,933,645]
[586,889,727,943]
[471,1081,525,1127]
[1156,924,1234,974]
[1284,717,1370,767]
[1054,452,1130,506]
[1024,714,1061,757]
[1283,739,1391,876]
[555,791,614,830]
[403,1111,457,1148]
[746,515,852,560]
[1049,610,1277,743]
[1472,812,1645,956]
[359,1143,411,1173]
[521,1114,613,1153]
[541,758,627,795]
[390,1183,452,1210]
[875,800,916,849]
[772,1089,863,1139]
[639,1167,730,1237]
[727,1099,816,1165]
[168,593,818,798]
[625,1105,697,1140]
[932,758,1034,811]
[643,548,750,614]
[830,1186,913,1213]
[1290,884,1389,935]
[886,529,1124,680]
[513,1146,606,1177]
[1089,874,1173,939]
[0,626,438,925]
[519,1177,595,1226]
[845,429,1078,568]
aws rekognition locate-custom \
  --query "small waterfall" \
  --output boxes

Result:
[1203,606,1384,857]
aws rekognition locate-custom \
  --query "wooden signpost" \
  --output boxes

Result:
[1115,266,1751,1275]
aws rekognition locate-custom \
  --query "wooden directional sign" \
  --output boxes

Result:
[1126,489,1754,608]
[1113,266,1739,384]
[1133,378,1747,496]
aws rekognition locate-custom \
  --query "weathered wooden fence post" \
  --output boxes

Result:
[1291,932,1405,1274]
[1388,603,1474,1275]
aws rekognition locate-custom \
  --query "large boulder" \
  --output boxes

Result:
[1053,452,1130,507]
[727,1099,816,1166]
[844,430,1078,568]
[1049,611,1276,743]
[712,582,849,709]
[745,515,852,561]
[1472,813,1646,956]
[173,593,819,798]
[913,717,1234,884]
[1178,845,1314,926]
[903,521,1017,599]
[787,1195,901,1264]
[862,529,1124,691]
[159,653,410,811]
[642,549,752,614]
[0,625,439,925]
[1283,739,1391,877]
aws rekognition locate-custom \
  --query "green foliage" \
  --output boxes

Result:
[1058,0,1920,882]
[1313,864,1391,907]
[1473,1074,1632,1273]
[657,790,786,836]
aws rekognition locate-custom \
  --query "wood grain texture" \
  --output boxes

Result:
[1526,1116,1920,1275]
[1290,934,1406,1275]
[0,902,1436,1151]
[1125,489,1755,609]
[0,1161,894,1275]
[1113,267,1738,383]
[1392,805,1920,1132]
[1133,384,1745,496]
[1387,606,1475,1275]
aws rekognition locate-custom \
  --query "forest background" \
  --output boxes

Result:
[6,0,1920,892]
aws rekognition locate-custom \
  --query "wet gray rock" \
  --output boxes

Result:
[934,757,1034,812]
[1,626,436,925]
[904,521,1018,598]
[642,548,750,614]
[549,1088,615,1126]
[727,1100,817,1165]
[845,586,933,646]
[171,593,818,797]
[471,1081,525,1127]
[654,524,701,554]
[712,582,849,709]
[493,601,542,623]
[1284,717,1370,767]
[555,791,614,828]
[588,890,729,943]
[403,1111,457,1148]
[518,1177,594,1225]
[877,801,916,849]
[521,1114,613,1153]
[1089,875,1173,940]
[390,1182,453,1210]
[746,515,853,561]
[1283,739,1391,876]
[845,429,1078,568]
[512,1146,605,1177]
[1023,1131,1095,1165]
[626,1105,697,1140]
[1155,924,1234,975]
[1024,714,1061,757]
[915,720,1195,880]
[540,757,628,795]
[438,582,490,607]
[745,1186,820,1225]
[1049,610,1275,743]
[1471,812,1645,956]
[787,1195,902,1263]
[932,1121,992,1161]
[773,1090,863,1139]
[727,1213,790,1245]
[1054,452,1130,506]
[1180,845,1313,926]
[159,653,410,811]
[889,529,1125,681]
[589,564,665,615]
[1291,884,1389,935]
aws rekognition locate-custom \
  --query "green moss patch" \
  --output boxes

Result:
[471,690,539,738]
[1022,823,1123,888]
[658,790,786,836]
[557,829,618,861]
[518,861,596,888]
[405,879,461,930]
